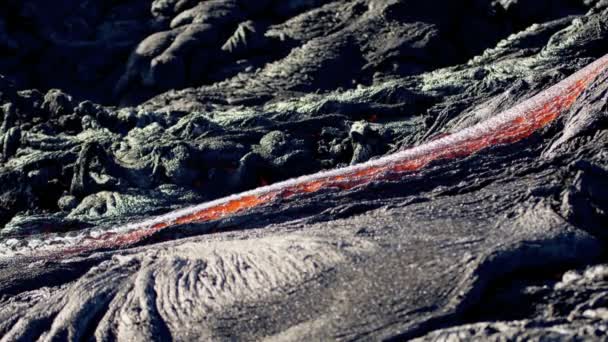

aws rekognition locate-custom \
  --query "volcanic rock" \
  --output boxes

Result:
[1,0,608,341]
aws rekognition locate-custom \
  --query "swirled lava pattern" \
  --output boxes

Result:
[4,54,608,259]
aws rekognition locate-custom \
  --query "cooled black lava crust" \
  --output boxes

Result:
[1,1,608,340]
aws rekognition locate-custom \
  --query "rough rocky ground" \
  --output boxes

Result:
[1,0,608,340]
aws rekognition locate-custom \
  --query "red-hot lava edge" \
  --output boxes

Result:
[11,54,608,259]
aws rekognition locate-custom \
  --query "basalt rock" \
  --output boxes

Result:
[3,0,594,106]
[1,0,608,341]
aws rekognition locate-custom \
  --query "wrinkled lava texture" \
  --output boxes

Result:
[2,0,608,340]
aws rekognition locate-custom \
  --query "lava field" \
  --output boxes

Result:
[2,0,608,340]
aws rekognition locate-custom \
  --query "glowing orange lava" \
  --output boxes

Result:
[38,55,608,258]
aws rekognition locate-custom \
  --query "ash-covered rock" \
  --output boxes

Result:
[1,0,608,340]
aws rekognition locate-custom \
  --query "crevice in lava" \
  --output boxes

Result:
[3,52,607,260]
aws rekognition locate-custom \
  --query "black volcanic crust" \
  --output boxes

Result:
[0,0,595,106]
[2,0,608,340]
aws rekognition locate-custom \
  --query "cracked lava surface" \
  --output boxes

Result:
[5,53,608,260]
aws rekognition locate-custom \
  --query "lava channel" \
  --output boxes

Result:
[3,53,608,259]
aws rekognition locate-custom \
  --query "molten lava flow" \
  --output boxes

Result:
[5,54,608,259]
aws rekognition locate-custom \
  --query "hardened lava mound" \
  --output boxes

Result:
[2,0,608,340]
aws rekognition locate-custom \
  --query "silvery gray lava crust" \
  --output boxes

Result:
[1,0,608,340]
